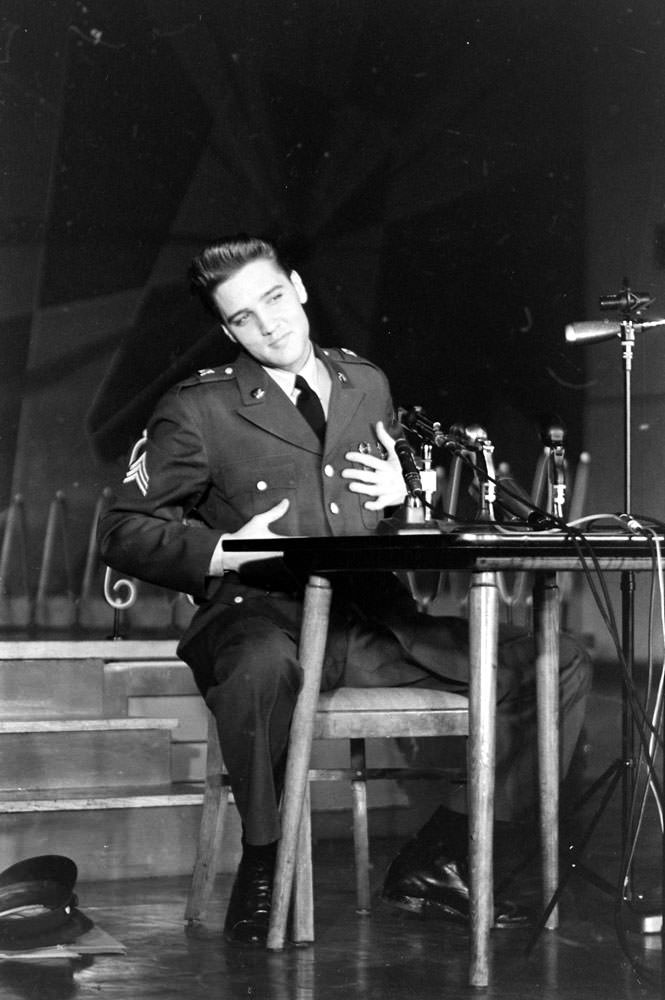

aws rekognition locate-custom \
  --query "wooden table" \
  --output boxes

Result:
[224,524,661,988]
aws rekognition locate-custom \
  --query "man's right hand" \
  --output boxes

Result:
[215,498,289,575]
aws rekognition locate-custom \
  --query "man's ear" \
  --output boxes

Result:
[290,270,308,305]
[220,323,237,343]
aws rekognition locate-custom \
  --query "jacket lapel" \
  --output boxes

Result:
[318,349,367,453]
[233,351,321,452]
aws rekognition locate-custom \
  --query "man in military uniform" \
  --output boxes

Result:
[99,234,591,946]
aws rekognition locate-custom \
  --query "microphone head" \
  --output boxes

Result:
[565,320,621,344]
[539,413,566,447]
[599,290,653,312]
[448,422,481,445]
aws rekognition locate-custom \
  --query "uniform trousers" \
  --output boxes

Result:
[180,585,592,846]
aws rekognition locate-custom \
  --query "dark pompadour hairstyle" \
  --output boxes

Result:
[188,234,291,318]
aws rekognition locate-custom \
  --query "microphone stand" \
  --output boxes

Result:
[537,286,664,957]
[588,293,647,906]
[618,313,636,878]
[442,422,499,523]
[395,439,440,609]
[614,307,663,947]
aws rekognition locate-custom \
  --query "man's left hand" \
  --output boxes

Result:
[342,420,407,510]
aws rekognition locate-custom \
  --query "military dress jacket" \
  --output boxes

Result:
[99,345,403,605]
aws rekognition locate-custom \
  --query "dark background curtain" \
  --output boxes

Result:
[3,0,664,606]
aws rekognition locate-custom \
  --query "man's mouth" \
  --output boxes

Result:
[268,331,290,348]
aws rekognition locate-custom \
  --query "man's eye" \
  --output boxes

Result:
[233,314,250,327]
[268,292,283,303]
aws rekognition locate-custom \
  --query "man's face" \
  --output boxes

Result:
[213,258,312,373]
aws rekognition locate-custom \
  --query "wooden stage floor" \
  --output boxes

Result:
[0,825,660,1000]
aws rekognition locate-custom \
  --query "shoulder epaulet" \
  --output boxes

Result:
[177,365,238,390]
[321,346,373,366]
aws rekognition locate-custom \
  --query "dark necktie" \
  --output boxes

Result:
[295,374,326,443]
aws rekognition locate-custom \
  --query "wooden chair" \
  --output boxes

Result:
[184,686,469,932]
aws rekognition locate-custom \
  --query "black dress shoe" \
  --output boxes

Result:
[382,810,532,929]
[223,851,275,946]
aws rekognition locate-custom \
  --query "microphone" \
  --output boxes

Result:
[398,406,448,448]
[539,414,566,448]
[565,320,621,344]
[447,422,488,451]
[599,290,653,312]
[494,468,551,527]
[565,316,665,344]
[393,437,424,498]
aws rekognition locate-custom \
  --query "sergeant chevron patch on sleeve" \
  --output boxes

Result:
[123,430,149,496]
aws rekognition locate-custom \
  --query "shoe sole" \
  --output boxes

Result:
[381,892,468,925]
[381,892,531,929]
[223,927,268,947]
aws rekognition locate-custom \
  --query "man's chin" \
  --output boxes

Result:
[264,340,309,370]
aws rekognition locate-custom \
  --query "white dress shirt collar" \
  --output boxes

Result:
[262,345,331,416]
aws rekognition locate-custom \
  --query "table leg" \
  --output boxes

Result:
[267,574,332,951]
[533,571,560,930]
[468,570,499,989]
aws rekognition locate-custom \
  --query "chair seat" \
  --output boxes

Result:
[314,686,469,740]
[316,686,468,712]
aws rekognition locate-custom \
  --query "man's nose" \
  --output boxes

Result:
[256,309,278,335]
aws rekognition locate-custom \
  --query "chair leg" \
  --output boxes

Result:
[292,782,314,943]
[185,713,229,924]
[185,776,229,922]
[350,738,371,914]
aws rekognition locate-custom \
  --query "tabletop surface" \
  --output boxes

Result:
[224,521,665,572]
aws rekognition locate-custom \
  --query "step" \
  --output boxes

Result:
[103,659,197,716]
[129,695,208,783]
[103,660,207,781]
[0,717,177,732]
[0,642,244,878]
[0,718,177,791]
[0,658,105,719]
[0,640,180,660]
[0,791,242,880]
[0,782,204,812]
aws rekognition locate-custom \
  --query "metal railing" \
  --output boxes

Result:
[0,494,29,603]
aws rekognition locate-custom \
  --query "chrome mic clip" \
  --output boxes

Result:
[447,423,497,522]
[599,284,653,316]
[540,416,567,521]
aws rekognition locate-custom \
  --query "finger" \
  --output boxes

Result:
[341,467,381,483]
[375,420,397,454]
[344,451,383,470]
[346,480,382,496]
[259,498,290,524]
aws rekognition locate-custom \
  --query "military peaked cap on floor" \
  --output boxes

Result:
[0,855,93,949]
